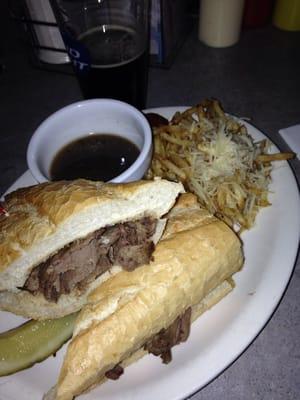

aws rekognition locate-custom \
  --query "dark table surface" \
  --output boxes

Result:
[0,2,299,399]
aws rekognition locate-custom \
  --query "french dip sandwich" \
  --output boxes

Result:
[0,178,183,320]
[45,193,244,400]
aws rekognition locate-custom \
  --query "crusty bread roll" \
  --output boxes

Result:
[44,280,234,400]
[0,178,184,319]
[48,193,243,400]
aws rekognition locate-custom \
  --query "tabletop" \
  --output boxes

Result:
[0,2,299,399]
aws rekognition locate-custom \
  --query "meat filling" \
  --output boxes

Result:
[23,217,157,302]
[105,364,124,380]
[106,308,192,381]
[144,307,192,364]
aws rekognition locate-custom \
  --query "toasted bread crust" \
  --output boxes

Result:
[55,194,243,400]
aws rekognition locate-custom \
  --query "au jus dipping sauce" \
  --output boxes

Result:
[50,134,140,182]
[76,25,148,109]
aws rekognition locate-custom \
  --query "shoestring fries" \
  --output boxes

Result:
[147,99,294,232]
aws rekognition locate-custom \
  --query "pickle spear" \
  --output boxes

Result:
[0,312,78,376]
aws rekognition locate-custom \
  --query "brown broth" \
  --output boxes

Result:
[50,134,139,182]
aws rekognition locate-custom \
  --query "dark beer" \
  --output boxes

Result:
[75,25,148,109]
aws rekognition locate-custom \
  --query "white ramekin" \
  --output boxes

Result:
[27,99,152,183]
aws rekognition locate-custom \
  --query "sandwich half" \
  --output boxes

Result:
[45,193,244,400]
[0,178,184,319]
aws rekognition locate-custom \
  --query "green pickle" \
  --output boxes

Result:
[0,312,78,376]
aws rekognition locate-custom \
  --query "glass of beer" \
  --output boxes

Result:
[50,0,150,109]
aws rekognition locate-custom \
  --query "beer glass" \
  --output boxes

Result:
[50,0,150,109]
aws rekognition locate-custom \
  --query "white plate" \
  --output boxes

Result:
[1,107,299,400]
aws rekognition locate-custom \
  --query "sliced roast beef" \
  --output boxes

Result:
[105,364,124,380]
[23,217,157,302]
[144,307,192,364]
[105,308,192,382]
